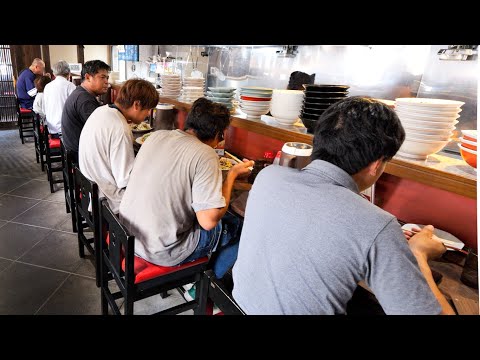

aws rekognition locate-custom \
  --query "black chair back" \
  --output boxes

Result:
[73,165,101,287]
[60,138,77,232]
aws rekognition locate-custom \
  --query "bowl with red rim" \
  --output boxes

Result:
[460,137,477,151]
[240,95,271,101]
[458,143,477,168]
[461,130,477,143]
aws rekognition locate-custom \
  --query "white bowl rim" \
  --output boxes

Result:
[458,143,477,154]
[459,137,477,146]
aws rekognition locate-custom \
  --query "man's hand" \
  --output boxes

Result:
[408,225,447,261]
[229,159,254,180]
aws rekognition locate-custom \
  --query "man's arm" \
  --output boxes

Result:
[408,225,455,315]
[196,160,253,230]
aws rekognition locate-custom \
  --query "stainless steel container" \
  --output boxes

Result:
[152,103,177,130]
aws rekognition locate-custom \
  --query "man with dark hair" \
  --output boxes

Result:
[61,60,111,161]
[119,98,254,279]
[79,79,159,213]
[232,96,455,315]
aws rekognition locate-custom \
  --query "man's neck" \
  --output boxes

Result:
[81,84,96,96]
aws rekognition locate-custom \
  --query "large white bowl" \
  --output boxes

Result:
[395,97,465,108]
[398,137,451,160]
[399,116,459,128]
[404,130,452,142]
[396,109,460,121]
[403,123,455,136]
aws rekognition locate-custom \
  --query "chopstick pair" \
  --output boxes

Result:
[225,151,254,171]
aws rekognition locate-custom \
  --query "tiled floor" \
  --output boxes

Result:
[0,128,191,315]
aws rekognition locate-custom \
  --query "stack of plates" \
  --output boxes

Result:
[184,77,205,91]
[160,74,182,99]
[395,98,464,160]
[206,87,236,110]
[300,84,350,133]
[238,86,273,119]
[182,86,204,103]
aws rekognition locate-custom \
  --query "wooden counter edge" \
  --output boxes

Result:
[385,159,476,199]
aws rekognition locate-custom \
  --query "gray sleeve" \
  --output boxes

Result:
[191,153,226,212]
[365,218,442,315]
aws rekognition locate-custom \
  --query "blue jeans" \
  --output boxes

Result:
[179,211,242,279]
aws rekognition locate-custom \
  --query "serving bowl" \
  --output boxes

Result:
[458,144,477,168]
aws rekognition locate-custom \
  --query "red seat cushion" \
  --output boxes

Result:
[49,138,60,148]
[20,108,32,114]
[106,232,208,284]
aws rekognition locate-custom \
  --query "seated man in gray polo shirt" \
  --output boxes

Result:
[119,98,254,279]
[232,96,455,315]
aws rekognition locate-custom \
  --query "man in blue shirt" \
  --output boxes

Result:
[16,58,47,109]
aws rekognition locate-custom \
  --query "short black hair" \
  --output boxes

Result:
[312,96,405,175]
[184,98,231,142]
[81,60,111,80]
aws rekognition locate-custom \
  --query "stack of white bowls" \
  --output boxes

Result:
[160,74,182,99]
[184,77,205,91]
[270,89,304,125]
[395,98,464,160]
[182,86,205,103]
[238,86,273,120]
[206,87,236,111]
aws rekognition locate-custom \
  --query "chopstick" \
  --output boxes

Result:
[225,151,254,171]
[444,245,469,255]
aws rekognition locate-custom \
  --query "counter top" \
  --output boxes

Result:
[153,96,477,199]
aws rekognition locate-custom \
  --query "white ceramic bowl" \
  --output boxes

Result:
[398,137,451,159]
[403,123,455,136]
[399,117,459,128]
[404,130,452,142]
[395,97,465,108]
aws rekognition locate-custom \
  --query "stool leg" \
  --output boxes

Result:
[194,273,209,315]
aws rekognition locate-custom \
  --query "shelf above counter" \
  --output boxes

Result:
[151,94,477,199]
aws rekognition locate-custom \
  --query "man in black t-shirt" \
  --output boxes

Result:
[61,60,111,161]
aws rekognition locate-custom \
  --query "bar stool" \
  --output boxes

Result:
[60,138,77,232]
[73,165,101,286]
[99,199,209,315]
[32,113,46,171]
[204,269,245,315]
[16,96,34,144]
[43,124,63,193]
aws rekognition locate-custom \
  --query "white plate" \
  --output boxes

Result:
[395,98,465,108]
[401,223,464,250]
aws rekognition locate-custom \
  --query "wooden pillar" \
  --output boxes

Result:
[77,45,85,64]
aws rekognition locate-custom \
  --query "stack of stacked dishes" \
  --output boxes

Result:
[270,89,304,125]
[182,86,205,103]
[206,87,236,111]
[160,74,182,99]
[184,76,205,90]
[459,130,477,169]
[301,84,350,133]
[395,98,464,160]
[238,86,273,120]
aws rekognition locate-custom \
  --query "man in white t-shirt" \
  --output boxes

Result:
[78,79,159,213]
[119,98,254,279]
[43,60,77,135]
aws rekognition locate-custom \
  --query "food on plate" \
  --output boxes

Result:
[130,122,152,131]
[219,157,236,171]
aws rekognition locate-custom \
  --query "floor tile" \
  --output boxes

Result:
[12,200,70,229]
[0,195,39,221]
[8,179,52,200]
[18,230,84,273]
[0,258,13,272]
[130,290,188,315]
[36,275,101,315]
[55,216,76,233]
[0,223,51,260]
[43,188,68,203]
[0,262,68,315]
[72,254,96,279]
[0,175,31,193]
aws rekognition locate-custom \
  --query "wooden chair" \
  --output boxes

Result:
[60,138,77,232]
[16,96,34,144]
[32,113,46,171]
[73,165,101,286]
[42,124,63,193]
[204,269,245,315]
[99,199,209,315]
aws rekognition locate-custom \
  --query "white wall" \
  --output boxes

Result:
[49,45,77,64]
[84,45,109,63]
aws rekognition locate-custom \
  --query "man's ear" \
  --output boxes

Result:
[368,159,383,176]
